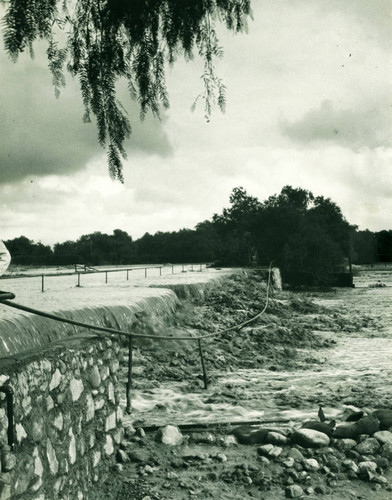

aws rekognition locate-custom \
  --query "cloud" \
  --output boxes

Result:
[0,45,172,184]
[281,99,392,150]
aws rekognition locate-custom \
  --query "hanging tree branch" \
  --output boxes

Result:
[1,0,252,181]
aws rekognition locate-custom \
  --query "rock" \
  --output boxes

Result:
[355,415,380,435]
[258,456,270,466]
[215,453,227,462]
[1,451,16,472]
[231,425,268,444]
[155,425,183,446]
[218,435,238,447]
[333,415,380,439]
[257,444,282,459]
[304,458,320,472]
[282,457,295,468]
[88,366,101,388]
[128,449,150,463]
[376,456,389,469]
[381,442,392,460]
[265,431,289,446]
[372,475,388,485]
[332,423,357,439]
[136,427,146,438]
[287,448,304,461]
[373,410,392,430]
[301,421,334,437]
[358,461,378,474]
[345,410,364,422]
[335,438,357,451]
[285,484,304,498]
[189,432,216,444]
[373,431,392,446]
[116,450,128,463]
[290,429,330,448]
[355,438,380,455]
[343,460,359,474]
[167,471,178,480]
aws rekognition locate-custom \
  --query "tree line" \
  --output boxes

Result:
[4,186,392,285]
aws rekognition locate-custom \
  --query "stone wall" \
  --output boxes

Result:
[0,333,124,500]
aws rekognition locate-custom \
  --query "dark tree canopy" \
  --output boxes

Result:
[1,0,252,181]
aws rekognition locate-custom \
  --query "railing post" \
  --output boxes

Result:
[126,336,133,414]
[198,339,208,389]
[41,274,45,292]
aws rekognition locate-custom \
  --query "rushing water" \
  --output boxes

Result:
[122,270,392,427]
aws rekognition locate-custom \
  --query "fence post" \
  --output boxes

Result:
[182,264,185,273]
[127,270,129,281]
[159,267,162,276]
[198,339,208,389]
[77,273,81,287]
[41,275,45,293]
[145,268,147,278]
[105,271,108,284]
[126,336,133,414]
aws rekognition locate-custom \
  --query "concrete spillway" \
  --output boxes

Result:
[0,268,236,357]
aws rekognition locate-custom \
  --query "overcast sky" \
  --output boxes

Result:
[1,0,391,246]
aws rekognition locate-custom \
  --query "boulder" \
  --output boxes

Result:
[373,431,392,446]
[333,415,379,439]
[265,431,289,446]
[381,442,392,460]
[285,485,304,498]
[155,425,183,446]
[230,426,268,445]
[301,421,334,437]
[335,439,357,451]
[304,458,320,472]
[355,438,380,456]
[373,410,392,430]
[290,429,330,448]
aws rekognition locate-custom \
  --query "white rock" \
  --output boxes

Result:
[304,458,320,471]
[291,429,330,448]
[49,369,61,391]
[373,431,392,446]
[155,425,183,446]
[70,378,84,401]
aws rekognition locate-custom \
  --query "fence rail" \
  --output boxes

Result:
[0,263,210,292]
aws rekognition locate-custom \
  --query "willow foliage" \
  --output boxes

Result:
[1,0,252,181]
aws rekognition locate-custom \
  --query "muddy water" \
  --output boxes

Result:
[123,271,392,427]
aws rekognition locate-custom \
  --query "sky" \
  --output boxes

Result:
[0,0,391,247]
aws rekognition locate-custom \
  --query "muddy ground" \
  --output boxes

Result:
[99,270,392,500]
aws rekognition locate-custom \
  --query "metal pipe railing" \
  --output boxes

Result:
[0,266,272,420]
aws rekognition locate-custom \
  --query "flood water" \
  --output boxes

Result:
[122,270,392,427]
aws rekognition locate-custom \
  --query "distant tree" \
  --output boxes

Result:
[212,187,261,265]
[351,230,376,264]
[5,236,53,265]
[2,0,251,181]
[375,230,392,262]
